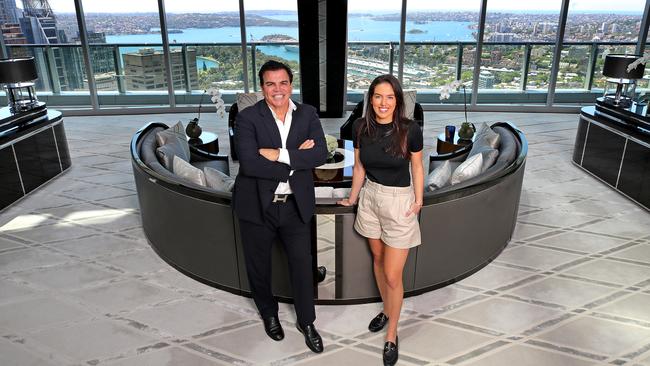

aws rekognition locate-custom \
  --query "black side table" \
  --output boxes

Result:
[188,131,219,154]
[436,131,474,154]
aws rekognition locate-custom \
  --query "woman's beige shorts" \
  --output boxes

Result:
[354,180,421,249]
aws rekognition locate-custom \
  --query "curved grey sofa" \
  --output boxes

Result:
[131,121,527,304]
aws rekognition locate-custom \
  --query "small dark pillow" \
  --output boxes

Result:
[156,121,190,160]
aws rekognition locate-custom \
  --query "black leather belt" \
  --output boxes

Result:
[272,194,293,203]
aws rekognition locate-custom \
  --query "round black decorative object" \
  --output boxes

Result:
[185,118,202,139]
[458,122,476,140]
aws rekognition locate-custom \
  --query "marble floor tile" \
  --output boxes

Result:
[104,346,229,366]
[73,212,142,232]
[462,344,596,366]
[127,298,252,337]
[0,297,91,332]
[580,217,650,240]
[0,213,55,233]
[69,279,181,313]
[199,324,309,364]
[535,316,650,356]
[509,276,618,308]
[496,245,583,270]
[595,293,650,323]
[0,236,26,251]
[609,243,650,264]
[0,339,58,366]
[511,222,557,240]
[443,297,563,334]
[101,248,168,274]
[457,264,535,290]
[15,262,119,291]
[29,319,158,363]
[563,258,650,286]
[403,286,479,314]
[50,234,142,259]
[293,347,382,366]
[369,321,494,361]
[315,302,384,337]
[0,278,38,304]
[6,222,98,244]
[534,231,629,253]
[520,209,600,228]
[0,248,70,274]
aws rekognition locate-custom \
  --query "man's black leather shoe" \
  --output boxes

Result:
[263,316,284,341]
[383,336,398,366]
[296,323,324,353]
[368,312,389,332]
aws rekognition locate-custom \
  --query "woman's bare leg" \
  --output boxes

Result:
[382,245,410,343]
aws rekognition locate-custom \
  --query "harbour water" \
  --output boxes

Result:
[105,17,474,68]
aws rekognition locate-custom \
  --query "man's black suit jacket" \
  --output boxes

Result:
[233,100,327,225]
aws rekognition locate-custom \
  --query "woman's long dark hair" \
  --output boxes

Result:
[356,74,411,158]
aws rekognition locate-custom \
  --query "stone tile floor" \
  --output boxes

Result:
[1,111,649,365]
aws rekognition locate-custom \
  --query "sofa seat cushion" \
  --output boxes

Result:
[192,160,230,176]
[173,155,206,186]
[204,167,235,191]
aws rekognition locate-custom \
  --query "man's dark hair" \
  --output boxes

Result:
[258,60,293,85]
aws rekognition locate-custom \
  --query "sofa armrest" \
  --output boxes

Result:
[190,146,229,162]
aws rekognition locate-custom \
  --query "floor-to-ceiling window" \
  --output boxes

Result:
[555,0,644,103]
[347,0,402,91]
[162,0,244,109]
[79,0,166,108]
[244,0,300,93]
[403,0,480,106]
[476,0,562,104]
[4,0,88,94]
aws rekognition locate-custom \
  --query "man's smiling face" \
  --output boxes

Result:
[261,69,293,113]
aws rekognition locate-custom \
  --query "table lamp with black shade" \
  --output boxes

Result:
[0,57,48,132]
[601,54,645,108]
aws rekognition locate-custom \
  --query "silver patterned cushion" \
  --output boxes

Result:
[155,121,190,163]
[450,153,483,185]
[204,166,235,191]
[173,156,206,186]
[468,122,500,157]
[426,160,452,191]
[236,92,264,111]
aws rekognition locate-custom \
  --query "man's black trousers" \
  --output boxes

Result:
[239,196,316,327]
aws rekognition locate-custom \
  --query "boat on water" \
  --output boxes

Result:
[284,45,299,53]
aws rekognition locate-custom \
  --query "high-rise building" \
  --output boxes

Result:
[478,70,495,89]
[1,22,27,44]
[123,48,198,91]
[0,0,19,23]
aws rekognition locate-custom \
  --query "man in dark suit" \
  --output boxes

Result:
[233,60,327,353]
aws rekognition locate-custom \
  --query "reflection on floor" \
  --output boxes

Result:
[1,111,649,366]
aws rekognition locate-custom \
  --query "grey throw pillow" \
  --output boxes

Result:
[473,146,499,172]
[156,142,185,171]
[156,121,190,162]
[173,156,206,186]
[426,160,452,191]
[468,122,500,157]
[450,153,483,185]
[204,166,235,191]
[236,92,264,111]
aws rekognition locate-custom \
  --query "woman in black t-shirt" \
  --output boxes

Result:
[339,74,424,366]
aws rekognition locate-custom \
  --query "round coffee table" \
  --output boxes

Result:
[436,131,474,154]
[188,131,219,154]
[313,139,354,187]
